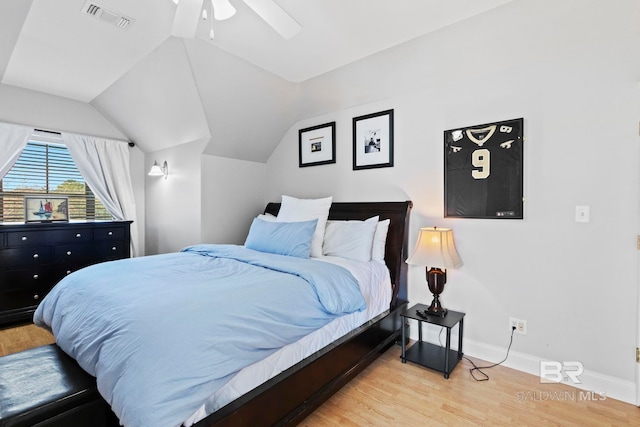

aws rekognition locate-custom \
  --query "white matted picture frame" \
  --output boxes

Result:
[24,196,69,223]
[352,109,394,170]
[298,122,336,167]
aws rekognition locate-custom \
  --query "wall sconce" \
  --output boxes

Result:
[148,160,168,179]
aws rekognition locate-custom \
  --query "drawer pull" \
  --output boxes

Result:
[112,246,117,251]
[76,233,82,238]
[33,274,39,280]
[108,231,113,236]
[66,250,72,256]
[33,253,39,259]
[33,294,39,300]
[21,236,27,241]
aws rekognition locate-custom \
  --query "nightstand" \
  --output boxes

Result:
[400,304,465,379]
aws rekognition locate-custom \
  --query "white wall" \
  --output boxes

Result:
[146,148,267,252]
[201,155,267,244]
[93,37,211,155]
[0,84,128,140]
[145,140,207,255]
[266,0,640,403]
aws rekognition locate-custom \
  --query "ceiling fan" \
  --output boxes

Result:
[171,0,301,40]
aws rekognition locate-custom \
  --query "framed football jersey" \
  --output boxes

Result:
[444,118,524,219]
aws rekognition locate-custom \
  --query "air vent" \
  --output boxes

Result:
[81,1,135,30]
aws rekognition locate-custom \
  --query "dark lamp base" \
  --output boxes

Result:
[426,267,448,318]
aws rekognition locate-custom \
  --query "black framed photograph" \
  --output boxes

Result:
[25,196,69,223]
[444,117,524,219]
[299,122,336,167]
[352,109,394,170]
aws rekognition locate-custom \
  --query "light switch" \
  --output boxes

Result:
[575,206,590,223]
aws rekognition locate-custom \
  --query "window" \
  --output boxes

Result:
[0,133,112,222]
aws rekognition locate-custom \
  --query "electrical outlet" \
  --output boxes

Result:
[509,317,527,335]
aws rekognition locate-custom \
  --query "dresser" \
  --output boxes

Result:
[0,221,132,327]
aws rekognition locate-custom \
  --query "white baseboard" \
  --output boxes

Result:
[462,338,637,405]
[405,325,636,405]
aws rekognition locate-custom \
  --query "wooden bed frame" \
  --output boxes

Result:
[195,200,413,426]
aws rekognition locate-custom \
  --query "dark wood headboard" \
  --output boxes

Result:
[264,201,412,309]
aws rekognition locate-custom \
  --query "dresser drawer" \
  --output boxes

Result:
[48,228,93,243]
[6,228,93,247]
[0,287,49,311]
[0,247,52,268]
[6,231,48,247]
[94,227,125,241]
[94,241,126,260]
[54,243,95,265]
[53,264,84,280]
[0,267,55,292]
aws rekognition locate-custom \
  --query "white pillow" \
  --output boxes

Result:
[323,216,379,262]
[276,195,332,257]
[372,219,390,261]
[257,213,277,222]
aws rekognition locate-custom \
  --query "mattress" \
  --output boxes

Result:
[184,255,392,425]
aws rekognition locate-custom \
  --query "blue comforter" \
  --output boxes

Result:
[34,244,365,427]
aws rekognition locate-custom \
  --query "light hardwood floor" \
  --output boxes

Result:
[303,346,640,426]
[0,323,54,356]
[2,324,639,426]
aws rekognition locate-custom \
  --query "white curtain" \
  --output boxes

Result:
[62,133,140,257]
[0,122,33,179]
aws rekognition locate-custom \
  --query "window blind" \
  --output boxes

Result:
[0,139,112,222]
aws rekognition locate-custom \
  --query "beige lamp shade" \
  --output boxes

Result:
[406,227,463,269]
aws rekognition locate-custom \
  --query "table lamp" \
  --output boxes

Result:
[406,227,462,317]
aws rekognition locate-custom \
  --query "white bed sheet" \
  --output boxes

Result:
[183,256,392,426]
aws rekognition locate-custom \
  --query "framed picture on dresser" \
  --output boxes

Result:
[444,117,524,219]
[25,196,69,223]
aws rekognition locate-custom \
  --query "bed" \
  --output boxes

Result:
[34,200,412,427]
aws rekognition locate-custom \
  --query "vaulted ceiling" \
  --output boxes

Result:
[0,0,512,161]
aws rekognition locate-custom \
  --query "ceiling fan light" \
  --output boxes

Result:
[212,0,236,20]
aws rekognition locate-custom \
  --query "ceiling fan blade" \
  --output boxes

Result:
[242,0,301,40]
[171,0,204,38]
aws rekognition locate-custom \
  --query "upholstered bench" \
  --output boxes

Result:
[0,344,117,427]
